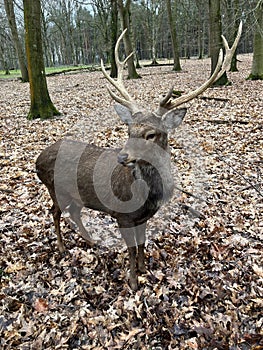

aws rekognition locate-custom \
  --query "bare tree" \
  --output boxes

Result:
[0,41,10,75]
[110,0,118,77]
[4,0,29,82]
[117,0,140,78]
[209,0,229,85]
[195,0,207,59]
[166,0,181,71]
[248,0,263,79]
[148,0,161,64]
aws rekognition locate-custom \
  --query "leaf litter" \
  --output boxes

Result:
[0,54,262,349]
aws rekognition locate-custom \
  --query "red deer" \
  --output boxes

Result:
[36,24,242,290]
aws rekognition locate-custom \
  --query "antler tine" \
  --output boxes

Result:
[159,87,174,108]
[156,50,224,115]
[101,28,140,114]
[157,21,242,114]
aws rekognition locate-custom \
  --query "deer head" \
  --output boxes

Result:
[101,23,243,168]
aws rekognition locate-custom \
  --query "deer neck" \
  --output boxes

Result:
[133,155,174,206]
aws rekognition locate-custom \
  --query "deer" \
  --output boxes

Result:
[36,24,242,291]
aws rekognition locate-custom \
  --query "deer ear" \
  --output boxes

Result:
[161,108,187,131]
[114,104,133,125]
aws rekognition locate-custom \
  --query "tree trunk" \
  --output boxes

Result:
[184,23,190,59]
[23,0,60,120]
[196,0,206,59]
[248,0,263,80]
[4,0,29,82]
[230,52,238,72]
[41,7,53,67]
[151,27,158,65]
[110,0,118,78]
[166,0,181,71]
[117,0,141,79]
[0,44,10,75]
[150,2,159,65]
[226,0,239,72]
[209,0,229,86]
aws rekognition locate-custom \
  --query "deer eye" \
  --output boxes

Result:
[145,132,156,141]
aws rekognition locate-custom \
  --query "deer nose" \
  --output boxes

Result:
[118,153,129,164]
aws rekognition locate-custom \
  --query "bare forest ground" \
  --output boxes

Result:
[0,54,262,349]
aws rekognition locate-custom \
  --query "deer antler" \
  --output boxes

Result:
[157,21,243,115]
[101,29,141,114]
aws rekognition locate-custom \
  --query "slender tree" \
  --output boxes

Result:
[48,0,76,65]
[248,0,263,79]
[4,0,29,82]
[0,43,10,74]
[110,0,118,77]
[196,0,207,59]
[229,0,240,71]
[166,0,181,71]
[148,0,160,65]
[209,0,229,85]
[23,0,60,119]
[117,0,141,79]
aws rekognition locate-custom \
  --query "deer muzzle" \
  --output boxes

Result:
[117,152,136,167]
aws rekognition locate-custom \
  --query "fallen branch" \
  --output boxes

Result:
[143,62,174,67]
[216,152,263,198]
[241,183,262,192]
[204,119,249,125]
[0,187,14,193]
[174,186,208,203]
[179,204,206,219]
[200,96,229,102]
[45,66,99,77]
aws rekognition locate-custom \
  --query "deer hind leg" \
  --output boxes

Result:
[50,203,65,254]
[68,201,96,247]
[118,224,138,291]
[135,223,146,273]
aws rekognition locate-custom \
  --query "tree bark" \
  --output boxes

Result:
[117,0,141,79]
[23,0,60,120]
[209,0,229,86]
[0,44,10,74]
[110,0,118,78]
[229,0,239,71]
[196,0,206,59]
[41,6,53,67]
[4,0,29,82]
[166,0,181,71]
[149,1,159,65]
[248,0,263,79]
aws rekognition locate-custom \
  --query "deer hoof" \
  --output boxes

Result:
[86,238,98,248]
[130,278,138,291]
[58,243,66,255]
[138,263,146,274]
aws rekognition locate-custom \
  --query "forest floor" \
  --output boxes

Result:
[0,54,262,349]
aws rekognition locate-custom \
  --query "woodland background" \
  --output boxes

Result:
[0,0,263,349]
[0,0,261,70]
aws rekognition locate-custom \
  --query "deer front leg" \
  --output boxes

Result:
[119,224,138,290]
[128,246,138,291]
[137,243,146,273]
[136,223,146,273]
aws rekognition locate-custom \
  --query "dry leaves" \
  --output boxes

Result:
[0,54,262,349]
